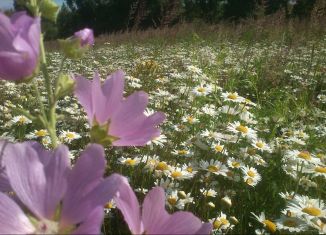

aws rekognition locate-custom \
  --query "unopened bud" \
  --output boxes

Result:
[207,202,215,208]
[40,0,59,22]
[230,216,239,224]
[177,191,187,199]
[221,196,232,208]
[55,74,75,99]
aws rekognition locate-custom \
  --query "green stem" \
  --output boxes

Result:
[39,33,58,148]
[32,80,47,119]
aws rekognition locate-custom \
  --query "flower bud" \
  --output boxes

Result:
[74,28,94,47]
[55,74,75,99]
[207,202,215,208]
[59,28,94,59]
[177,191,187,199]
[39,0,59,22]
[230,216,239,224]
[0,12,40,81]
[221,196,232,208]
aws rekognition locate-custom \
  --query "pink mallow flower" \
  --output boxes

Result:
[74,70,165,146]
[74,28,95,46]
[0,11,40,81]
[115,184,213,234]
[0,141,126,234]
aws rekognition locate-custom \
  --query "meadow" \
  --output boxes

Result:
[0,21,326,234]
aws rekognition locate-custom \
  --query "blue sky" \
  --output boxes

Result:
[0,0,64,10]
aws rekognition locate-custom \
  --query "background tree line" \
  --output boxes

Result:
[11,0,326,39]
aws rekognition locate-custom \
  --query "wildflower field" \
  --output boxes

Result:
[1,17,326,234]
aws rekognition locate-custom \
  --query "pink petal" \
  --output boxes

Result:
[0,192,35,234]
[4,142,47,219]
[112,112,165,146]
[157,211,212,234]
[42,145,70,218]
[101,70,124,118]
[114,179,143,234]
[61,144,106,225]
[110,91,149,135]
[72,207,103,234]
[91,72,108,124]
[142,187,169,234]
[74,75,94,123]
[4,143,68,219]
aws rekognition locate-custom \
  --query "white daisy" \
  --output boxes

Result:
[11,115,32,125]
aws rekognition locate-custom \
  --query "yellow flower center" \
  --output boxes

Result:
[298,151,311,160]
[18,116,27,124]
[178,150,188,155]
[186,167,193,173]
[167,197,177,205]
[232,161,240,168]
[256,142,264,148]
[125,159,136,166]
[314,167,326,173]
[236,125,248,134]
[263,220,277,233]
[247,170,256,177]
[187,116,194,123]
[208,165,219,172]
[105,202,114,209]
[227,93,238,100]
[247,148,257,156]
[197,87,206,92]
[156,162,168,171]
[66,133,75,139]
[302,207,321,216]
[283,219,297,227]
[214,145,223,152]
[213,218,229,229]
[36,130,47,137]
[171,171,182,179]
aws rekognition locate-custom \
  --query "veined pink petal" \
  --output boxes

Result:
[4,142,47,219]
[110,91,149,135]
[91,72,109,124]
[61,144,106,225]
[0,192,35,234]
[112,112,165,146]
[3,142,68,219]
[101,70,124,118]
[42,145,70,218]
[74,75,94,123]
[114,179,143,234]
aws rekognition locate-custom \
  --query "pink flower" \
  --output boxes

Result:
[0,141,127,234]
[74,28,94,46]
[74,70,165,146]
[115,184,212,234]
[0,11,40,81]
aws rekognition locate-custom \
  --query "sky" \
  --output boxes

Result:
[0,0,64,10]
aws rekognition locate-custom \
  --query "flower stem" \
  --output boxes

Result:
[39,33,58,148]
